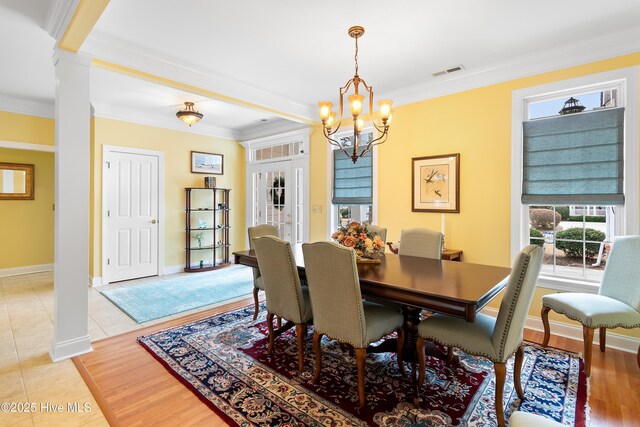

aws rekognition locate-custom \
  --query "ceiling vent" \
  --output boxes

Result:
[432,65,465,77]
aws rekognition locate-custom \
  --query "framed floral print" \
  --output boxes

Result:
[411,153,460,213]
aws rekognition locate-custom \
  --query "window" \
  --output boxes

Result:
[328,130,377,232]
[511,68,638,291]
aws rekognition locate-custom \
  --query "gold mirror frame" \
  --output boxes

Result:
[0,163,34,200]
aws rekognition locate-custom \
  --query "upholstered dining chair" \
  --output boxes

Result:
[398,228,442,259]
[367,224,387,253]
[416,245,543,427]
[509,411,563,427]
[253,236,312,372]
[248,224,279,320]
[541,235,640,376]
[302,241,405,408]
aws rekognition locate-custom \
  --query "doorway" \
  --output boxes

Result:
[102,146,164,284]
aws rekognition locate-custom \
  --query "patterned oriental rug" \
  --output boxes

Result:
[139,304,588,426]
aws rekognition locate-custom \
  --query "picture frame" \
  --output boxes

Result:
[0,162,34,200]
[411,153,459,213]
[191,151,223,175]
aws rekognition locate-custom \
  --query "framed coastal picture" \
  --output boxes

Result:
[411,153,460,213]
[191,151,223,175]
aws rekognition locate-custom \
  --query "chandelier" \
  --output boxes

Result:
[176,102,203,127]
[318,26,392,164]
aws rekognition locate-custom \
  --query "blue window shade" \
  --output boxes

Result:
[332,148,372,205]
[522,107,624,205]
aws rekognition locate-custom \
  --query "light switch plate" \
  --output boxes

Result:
[312,205,322,213]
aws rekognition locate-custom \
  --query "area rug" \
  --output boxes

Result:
[100,265,254,323]
[138,304,588,426]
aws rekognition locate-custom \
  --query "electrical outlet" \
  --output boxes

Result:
[312,205,322,213]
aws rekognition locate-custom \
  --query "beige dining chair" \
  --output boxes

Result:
[416,245,543,427]
[302,241,405,407]
[367,224,387,253]
[509,411,563,427]
[248,224,279,320]
[253,236,312,372]
[399,228,442,259]
[541,235,640,376]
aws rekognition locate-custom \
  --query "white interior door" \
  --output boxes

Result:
[105,151,159,282]
[258,161,293,243]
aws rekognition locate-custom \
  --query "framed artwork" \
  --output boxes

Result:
[191,151,223,175]
[411,153,460,213]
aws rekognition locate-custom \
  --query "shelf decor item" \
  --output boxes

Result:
[204,176,216,188]
[411,153,460,213]
[331,221,385,263]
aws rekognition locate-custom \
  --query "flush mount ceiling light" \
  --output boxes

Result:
[176,102,203,126]
[318,26,393,164]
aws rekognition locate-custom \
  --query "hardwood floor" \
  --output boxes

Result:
[74,300,640,426]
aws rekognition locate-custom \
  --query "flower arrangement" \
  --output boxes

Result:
[331,221,385,260]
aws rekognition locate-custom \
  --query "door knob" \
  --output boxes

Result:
[151,219,157,224]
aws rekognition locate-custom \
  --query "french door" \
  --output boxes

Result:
[256,161,293,243]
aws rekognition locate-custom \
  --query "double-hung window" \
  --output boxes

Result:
[511,68,638,291]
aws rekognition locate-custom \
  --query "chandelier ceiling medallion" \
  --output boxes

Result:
[318,26,393,164]
[176,102,203,127]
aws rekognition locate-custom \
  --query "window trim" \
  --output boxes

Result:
[511,67,639,291]
[325,127,379,237]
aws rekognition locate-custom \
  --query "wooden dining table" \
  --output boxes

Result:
[233,246,511,396]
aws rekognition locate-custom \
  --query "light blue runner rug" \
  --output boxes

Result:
[99,265,254,323]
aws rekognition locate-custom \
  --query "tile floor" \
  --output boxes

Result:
[0,270,251,426]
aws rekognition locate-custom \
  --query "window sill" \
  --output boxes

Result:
[536,275,600,294]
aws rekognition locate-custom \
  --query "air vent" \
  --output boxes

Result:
[432,64,465,77]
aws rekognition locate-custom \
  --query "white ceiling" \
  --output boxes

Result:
[0,0,639,138]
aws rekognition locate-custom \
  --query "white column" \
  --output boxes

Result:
[50,49,92,362]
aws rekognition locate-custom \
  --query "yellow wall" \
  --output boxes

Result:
[91,118,246,278]
[307,53,640,339]
[0,148,55,269]
[0,112,55,270]
[0,112,55,146]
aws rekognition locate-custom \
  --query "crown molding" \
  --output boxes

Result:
[91,102,239,140]
[239,128,310,149]
[0,94,54,118]
[237,118,308,142]
[382,26,640,108]
[44,0,80,46]
[82,31,317,122]
[0,140,55,152]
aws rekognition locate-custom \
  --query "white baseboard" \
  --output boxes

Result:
[0,263,54,278]
[481,307,639,354]
[49,335,93,362]
[163,264,184,275]
[90,276,102,287]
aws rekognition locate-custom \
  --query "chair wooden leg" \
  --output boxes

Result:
[637,345,640,370]
[583,326,594,377]
[514,346,525,400]
[494,362,507,427]
[446,346,455,365]
[416,336,426,387]
[295,323,305,372]
[541,306,552,347]
[277,316,282,329]
[599,327,606,352]
[313,332,323,384]
[252,287,260,320]
[396,327,406,376]
[355,347,367,408]
[266,312,275,355]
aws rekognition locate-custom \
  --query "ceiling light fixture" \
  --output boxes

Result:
[318,26,393,164]
[176,102,203,127]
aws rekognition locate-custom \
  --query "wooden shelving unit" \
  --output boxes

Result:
[185,187,231,272]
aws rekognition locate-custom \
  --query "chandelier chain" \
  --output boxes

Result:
[354,35,359,77]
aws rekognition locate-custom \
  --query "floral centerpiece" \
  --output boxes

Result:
[331,221,385,262]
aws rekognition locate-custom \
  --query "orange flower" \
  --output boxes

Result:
[348,221,360,229]
[343,236,357,248]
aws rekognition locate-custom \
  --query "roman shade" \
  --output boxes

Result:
[332,147,372,205]
[522,107,624,205]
